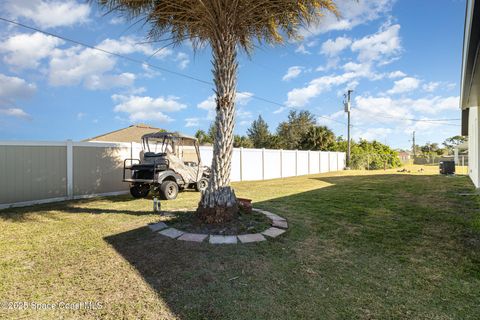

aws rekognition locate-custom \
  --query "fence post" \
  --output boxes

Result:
[462,155,465,174]
[308,150,311,174]
[367,154,370,170]
[66,140,73,199]
[280,149,283,178]
[319,151,321,173]
[327,151,331,172]
[295,150,298,176]
[240,147,244,182]
[130,141,133,161]
[262,148,265,180]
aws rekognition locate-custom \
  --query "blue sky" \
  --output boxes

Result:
[0,0,466,149]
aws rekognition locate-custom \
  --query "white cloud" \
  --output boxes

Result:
[320,36,352,56]
[48,45,140,90]
[175,52,190,69]
[4,0,90,29]
[0,73,36,119]
[197,95,216,120]
[84,73,136,90]
[387,77,420,95]
[353,127,392,141]
[282,66,303,81]
[0,74,36,100]
[294,40,318,55]
[388,70,407,79]
[409,96,459,114]
[185,118,200,127]
[340,95,460,132]
[422,82,440,93]
[0,32,64,70]
[287,62,382,107]
[109,17,124,25]
[316,57,341,72]
[112,94,186,122]
[0,108,30,119]
[295,44,311,55]
[237,91,254,105]
[351,24,402,63]
[98,36,172,58]
[301,0,395,37]
[286,73,355,107]
[197,91,253,120]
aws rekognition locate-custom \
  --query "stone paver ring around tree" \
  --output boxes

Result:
[146,208,288,244]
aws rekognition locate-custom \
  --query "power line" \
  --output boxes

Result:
[0,17,212,85]
[0,16,346,126]
[0,17,459,129]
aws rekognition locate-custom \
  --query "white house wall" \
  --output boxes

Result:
[468,106,479,187]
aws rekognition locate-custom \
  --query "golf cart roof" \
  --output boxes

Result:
[141,131,197,141]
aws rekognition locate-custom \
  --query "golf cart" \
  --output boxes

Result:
[123,132,210,200]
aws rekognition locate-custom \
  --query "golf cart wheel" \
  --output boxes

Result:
[130,184,150,198]
[195,178,209,192]
[160,181,178,200]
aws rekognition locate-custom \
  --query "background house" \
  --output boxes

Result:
[84,124,163,143]
[461,0,480,187]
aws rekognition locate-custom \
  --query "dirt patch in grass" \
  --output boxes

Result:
[167,209,271,235]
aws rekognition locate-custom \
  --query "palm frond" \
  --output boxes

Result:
[96,0,340,51]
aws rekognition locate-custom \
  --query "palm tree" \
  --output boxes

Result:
[300,125,336,151]
[97,0,338,223]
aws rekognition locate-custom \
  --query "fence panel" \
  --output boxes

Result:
[0,141,345,208]
[263,149,281,180]
[330,152,338,172]
[199,146,213,167]
[0,144,67,204]
[241,148,263,181]
[338,153,346,170]
[231,149,241,182]
[320,152,329,173]
[281,150,297,177]
[297,151,309,175]
[73,145,130,196]
[309,151,320,174]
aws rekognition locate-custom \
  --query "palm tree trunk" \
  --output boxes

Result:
[196,32,239,224]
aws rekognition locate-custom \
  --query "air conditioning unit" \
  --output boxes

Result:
[439,161,455,175]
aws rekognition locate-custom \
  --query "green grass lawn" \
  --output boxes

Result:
[1,166,480,319]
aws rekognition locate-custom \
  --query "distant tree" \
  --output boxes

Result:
[247,115,271,148]
[276,110,316,149]
[207,123,217,143]
[335,138,401,169]
[195,129,212,145]
[299,126,336,150]
[420,142,444,156]
[443,135,467,154]
[233,135,254,148]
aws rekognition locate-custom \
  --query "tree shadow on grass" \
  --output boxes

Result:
[0,196,154,222]
[104,173,480,319]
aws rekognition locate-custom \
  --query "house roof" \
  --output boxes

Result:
[84,124,163,143]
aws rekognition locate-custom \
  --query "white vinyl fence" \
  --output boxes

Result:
[0,140,345,209]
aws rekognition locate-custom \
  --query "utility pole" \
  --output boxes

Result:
[344,90,353,168]
[412,131,416,158]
